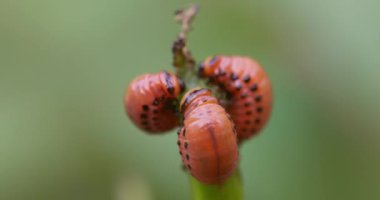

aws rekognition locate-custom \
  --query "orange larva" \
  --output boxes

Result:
[178,88,238,184]
[199,56,273,141]
[124,71,185,133]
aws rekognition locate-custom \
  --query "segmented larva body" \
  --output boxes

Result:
[199,56,273,141]
[178,88,238,184]
[124,71,185,133]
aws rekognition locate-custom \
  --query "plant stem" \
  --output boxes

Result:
[190,170,243,200]
[172,4,199,89]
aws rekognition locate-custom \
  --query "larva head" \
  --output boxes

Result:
[124,71,184,133]
[198,56,222,78]
[159,71,186,97]
[180,88,218,115]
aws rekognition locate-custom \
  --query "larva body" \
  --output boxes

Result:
[124,71,185,133]
[178,88,238,184]
[199,56,273,141]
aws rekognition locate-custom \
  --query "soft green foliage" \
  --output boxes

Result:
[1,0,380,200]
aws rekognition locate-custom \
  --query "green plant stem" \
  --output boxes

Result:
[190,169,243,200]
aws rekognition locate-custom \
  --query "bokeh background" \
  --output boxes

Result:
[1,0,380,199]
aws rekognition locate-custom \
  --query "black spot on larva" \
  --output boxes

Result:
[186,154,190,160]
[142,105,149,111]
[153,109,159,114]
[184,142,188,149]
[245,120,250,125]
[177,129,180,135]
[207,110,212,114]
[230,73,238,81]
[163,71,175,95]
[257,107,263,113]
[177,141,181,146]
[182,128,186,136]
[255,118,261,124]
[179,151,182,155]
[244,102,251,107]
[255,96,262,102]
[142,121,149,126]
[250,84,258,92]
[140,114,148,119]
[235,84,242,91]
[152,98,160,106]
[243,75,251,83]
[187,164,192,170]
[241,93,247,99]
[167,86,174,94]
[246,111,252,115]
[202,99,208,103]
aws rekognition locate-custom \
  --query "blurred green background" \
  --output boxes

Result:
[1,0,380,199]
